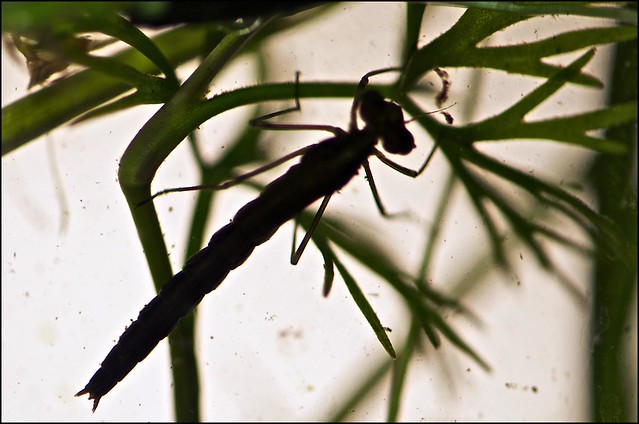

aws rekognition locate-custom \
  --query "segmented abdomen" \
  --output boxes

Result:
[75,221,257,411]
[77,133,376,411]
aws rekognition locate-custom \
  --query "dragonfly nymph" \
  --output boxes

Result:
[76,67,446,411]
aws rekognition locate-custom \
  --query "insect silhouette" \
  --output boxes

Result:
[76,67,448,411]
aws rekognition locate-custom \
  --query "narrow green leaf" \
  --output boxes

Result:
[333,254,397,359]
[328,358,394,421]
[299,213,491,371]
[403,3,426,64]
[1,2,129,32]
[79,13,180,87]
[387,320,420,421]
[448,2,638,25]
[404,8,530,88]
[489,49,596,123]
[312,236,336,297]
[457,146,636,270]
[390,278,492,371]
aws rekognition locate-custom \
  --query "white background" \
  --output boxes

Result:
[2,3,636,421]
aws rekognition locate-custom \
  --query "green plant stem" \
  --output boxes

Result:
[588,23,638,422]
[387,319,420,421]
[118,25,266,422]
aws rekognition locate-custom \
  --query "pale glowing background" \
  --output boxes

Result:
[2,3,636,421]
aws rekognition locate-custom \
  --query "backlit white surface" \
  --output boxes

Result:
[2,4,634,421]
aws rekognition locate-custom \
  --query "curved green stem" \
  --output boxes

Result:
[117,24,267,422]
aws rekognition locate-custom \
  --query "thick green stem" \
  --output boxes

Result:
[117,24,267,422]
[588,22,637,422]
